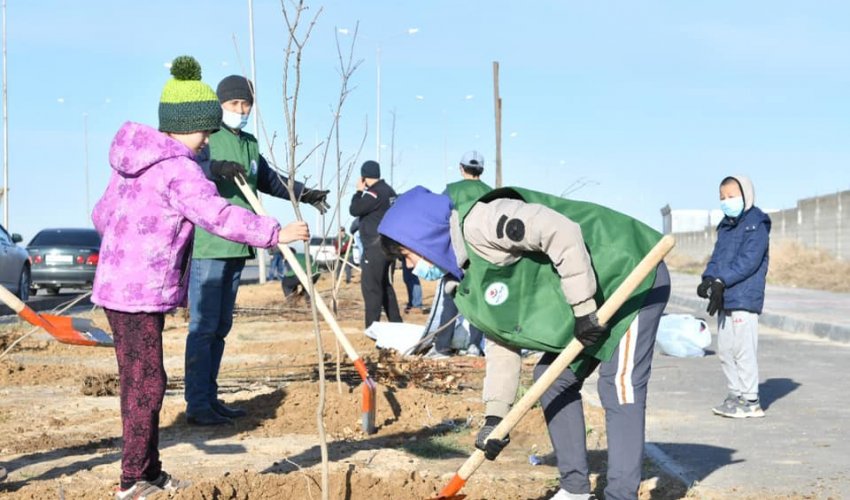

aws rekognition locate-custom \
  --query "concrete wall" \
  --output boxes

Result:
[665,190,849,262]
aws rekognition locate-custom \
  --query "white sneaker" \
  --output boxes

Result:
[424,347,451,360]
[115,481,163,500]
[150,471,191,491]
[465,344,482,357]
[549,489,593,500]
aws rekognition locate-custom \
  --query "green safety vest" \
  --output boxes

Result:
[445,179,492,208]
[192,129,261,259]
[450,186,661,376]
[283,253,319,279]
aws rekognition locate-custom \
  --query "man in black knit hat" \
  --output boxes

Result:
[349,160,402,328]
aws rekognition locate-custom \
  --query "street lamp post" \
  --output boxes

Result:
[339,27,418,166]
[83,113,91,219]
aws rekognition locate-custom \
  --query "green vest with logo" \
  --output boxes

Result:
[192,129,261,259]
[445,179,492,208]
[450,187,661,375]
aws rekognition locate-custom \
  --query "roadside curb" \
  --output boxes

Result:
[667,293,850,344]
[580,381,695,490]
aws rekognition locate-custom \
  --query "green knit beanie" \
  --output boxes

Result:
[158,56,222,133]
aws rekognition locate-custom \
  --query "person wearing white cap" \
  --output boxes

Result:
[422,151,493,358]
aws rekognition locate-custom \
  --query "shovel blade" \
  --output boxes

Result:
[434,474,467,499]
[361,378,377,434]
[22,310,114,347]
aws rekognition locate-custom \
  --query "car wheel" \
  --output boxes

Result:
[18,267,31,302]
[29,287,38,296]
[46,286,60,295]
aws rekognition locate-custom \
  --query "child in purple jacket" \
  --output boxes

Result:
[91,56,309,499]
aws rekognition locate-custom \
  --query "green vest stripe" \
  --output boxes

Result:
[192,129,261,259]
[451,187,661,374]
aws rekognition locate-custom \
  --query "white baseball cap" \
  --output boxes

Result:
[460,150,484,169]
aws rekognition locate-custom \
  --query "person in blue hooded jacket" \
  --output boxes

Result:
[698,175,770,419]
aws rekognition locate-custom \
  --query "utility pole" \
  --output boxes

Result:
[247,0,267,283]
[2,0,8,228]
[376,45,381,163]
[84,113,90,219]
[389,109,396,186]
[493,61,502,188]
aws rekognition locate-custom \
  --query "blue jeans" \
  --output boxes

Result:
[185,258,245,414]
[267,252,284,280]
[402,265,423,308]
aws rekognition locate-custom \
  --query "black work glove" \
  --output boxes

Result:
[697,277,713,299]
[707,279,726,316]
[209,160,246,183]
[475,416,510,461]
[300,188,331,215]
[574,312,607,347]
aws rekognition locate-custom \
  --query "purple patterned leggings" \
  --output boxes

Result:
[105,309,166,488]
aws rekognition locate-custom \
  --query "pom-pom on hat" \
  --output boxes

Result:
[158,56,222,133]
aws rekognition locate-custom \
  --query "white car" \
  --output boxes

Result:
[307,237,337,270]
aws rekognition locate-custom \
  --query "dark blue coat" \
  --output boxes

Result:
[703,207,771,313]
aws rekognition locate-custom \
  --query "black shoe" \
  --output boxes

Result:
[211,399,247,418]
[186,408,232,426]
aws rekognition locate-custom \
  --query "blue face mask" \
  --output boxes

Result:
[222,108,250,130]
[412,258,445,281]
[720,196,744,218]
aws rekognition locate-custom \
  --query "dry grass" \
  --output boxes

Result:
[666,241,850,293]
[767,241,850,292]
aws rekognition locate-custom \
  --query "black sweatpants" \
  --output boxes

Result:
[360,245,402,328]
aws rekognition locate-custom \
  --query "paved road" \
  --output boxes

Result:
[635,273,850,497]
[0,288,94,318]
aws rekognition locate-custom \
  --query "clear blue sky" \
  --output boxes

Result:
[2,1,849,242]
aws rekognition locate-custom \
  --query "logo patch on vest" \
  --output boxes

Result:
[484,282,509,306]
[250,160,258,176]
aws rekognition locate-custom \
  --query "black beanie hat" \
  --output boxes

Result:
[216,75,255,105]
[361,160,381,178]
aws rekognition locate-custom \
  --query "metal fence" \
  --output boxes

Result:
[666,190,850,262]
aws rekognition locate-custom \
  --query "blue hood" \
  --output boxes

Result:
[378,186,463,280]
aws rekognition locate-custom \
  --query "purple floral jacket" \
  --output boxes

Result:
[91,122,281,312]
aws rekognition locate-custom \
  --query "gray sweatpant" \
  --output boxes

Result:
[532,263,670,500]
[717,310,760,400]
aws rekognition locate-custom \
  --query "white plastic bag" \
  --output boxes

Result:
[655,314,712,358]
[364,321,426,353]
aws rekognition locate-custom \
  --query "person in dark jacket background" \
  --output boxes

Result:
[698,174,770,419]
[349,160,402,328]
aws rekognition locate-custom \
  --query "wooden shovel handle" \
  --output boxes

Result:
[233,179,367,370]
[0,282,26,313]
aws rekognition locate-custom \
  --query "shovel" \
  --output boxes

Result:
[0,285,113,347]
[435,235,675,499]
[234,179,378,434]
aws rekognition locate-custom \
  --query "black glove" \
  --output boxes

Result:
[475,416,510,461]
[697,277,713,299]
[574,312,607,347]
[209,160,246,183]
[707,279,725,316]
[300,188,331,214]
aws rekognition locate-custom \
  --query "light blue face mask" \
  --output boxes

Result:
[412,259,445,281]
[720,196,744,218]
[222,108,249,130]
